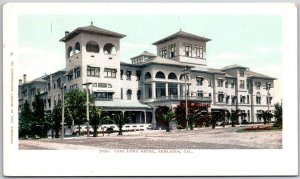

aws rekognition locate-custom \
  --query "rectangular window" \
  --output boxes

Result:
[183,44,192,57]
[240,80,245,88]
[231,80,235,88]
[194,45,203,59]
[168,44,176,58]
[240,70,245,77]
[246,80,250,89]
[87,66,100,77]
[225,80,228,88]
[104,68,116,78]
[217,79,223,87]
[256,82,261,89]
[121,88,123,100]
[74,67,81,78]
[160,47,167,58]
[256,96,261,104]
[266,97,272,104]
[240,96,246,103]
[247,95,249,104]
[120,70,123,80]
[57,78,61,88]
[208,79,212,87]
[136,70,141,80]
[126,70,132,80]
[218,93,224,102]
[196,77,204,86]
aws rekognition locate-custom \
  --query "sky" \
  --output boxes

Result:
[17,15,282,102]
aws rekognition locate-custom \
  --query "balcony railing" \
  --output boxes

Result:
[144,95,212,103]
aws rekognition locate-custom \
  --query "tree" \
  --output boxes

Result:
[65,89,92,135]
[89,106,109,137]
[155,105,171,130]
[31,91,49,137]
[52,101,62,138]
[111,112,130,135]
[273,103,282,128]
[162,110,176,132]
[175,102,211,129]
[226,109,241,127]
[259,110,274,125]
[19,100,33,138]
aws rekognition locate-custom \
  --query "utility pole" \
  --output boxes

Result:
[61,83,65,139]
[182,66,189,130]
[264,83,272,123]
[83,82,92,138]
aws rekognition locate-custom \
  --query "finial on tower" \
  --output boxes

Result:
[91,20,93,26]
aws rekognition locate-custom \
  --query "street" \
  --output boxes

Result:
[19,125,282,150]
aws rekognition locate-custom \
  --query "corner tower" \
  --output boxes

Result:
[59,22,125,96]
[152,30,211,67]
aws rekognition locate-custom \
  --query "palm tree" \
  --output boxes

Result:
[111,112,130,135]
[89,107,109,137]
[259,110,274,124]
[226,109,241,127]
[162,110,176,132]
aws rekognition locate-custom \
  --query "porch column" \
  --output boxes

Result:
[144,111,147,124]
[165,83,169,97]
[139,111,142,124]
[152,82,156,99]
[142,84,146,100]
[152,108,156,129]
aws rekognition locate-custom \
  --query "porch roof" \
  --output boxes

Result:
[95,100,152,110]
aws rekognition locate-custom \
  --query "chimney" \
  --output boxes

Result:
[23,74,27,83]
[65,31,70,36]
[19,79,22,85]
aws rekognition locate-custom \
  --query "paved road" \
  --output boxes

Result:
[19,125,282,150]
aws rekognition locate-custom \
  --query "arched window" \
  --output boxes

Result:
[75,42,81,54]
[103,43,117,55]
[67,46,73,57]
[179,74,189,81]
[145,72,151,80]
[155,71,165,79]
[168,72,177,80]
[86,41,100,53]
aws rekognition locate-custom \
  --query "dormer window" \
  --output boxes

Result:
[240,70,245,77]
[194,45,203,59]
[183,43,192,57]
[160,47,167,58]
[168,44,176,58]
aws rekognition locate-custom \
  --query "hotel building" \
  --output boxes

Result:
[18,23,276,129]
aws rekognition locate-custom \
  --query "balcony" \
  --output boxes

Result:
[143,95,212,103]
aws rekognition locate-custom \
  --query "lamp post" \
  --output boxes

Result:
[182,66,189,130]
[264,83,272,123]
[60,83,66,139]
[83,82,93,138]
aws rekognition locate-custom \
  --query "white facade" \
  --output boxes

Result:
[18,23,276,127]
